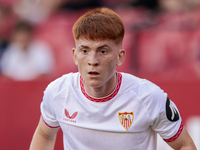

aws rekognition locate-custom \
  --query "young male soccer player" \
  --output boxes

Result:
[30,8,196,150]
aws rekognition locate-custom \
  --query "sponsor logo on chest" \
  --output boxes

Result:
[63,109,78,123]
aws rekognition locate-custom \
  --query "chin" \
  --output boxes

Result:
[86,80,102,88]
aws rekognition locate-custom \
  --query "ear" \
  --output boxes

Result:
[72,48,78,65]
[116,49,126,66]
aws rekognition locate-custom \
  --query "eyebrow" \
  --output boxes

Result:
[80,45,89,48]
[97,45,110,50]
[79,44,110,49]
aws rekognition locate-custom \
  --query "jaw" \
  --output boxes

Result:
[82,71,117,98]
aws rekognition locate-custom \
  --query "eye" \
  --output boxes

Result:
[100,50,107,54]
[82,50,88,54]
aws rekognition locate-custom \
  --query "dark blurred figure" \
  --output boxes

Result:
[130,0,158,11]
[102,0,158,11]
[0,37,8,74]
[59,0,102,10]
[0,3,18,75]
[0,21,55,80]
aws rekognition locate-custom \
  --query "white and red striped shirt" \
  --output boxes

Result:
[41,72,183,150]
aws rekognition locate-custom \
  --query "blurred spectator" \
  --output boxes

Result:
[183,0,200,11]
[0,21,55,80]
[0,4,17,39]
[0,37,8,74]
[158,0,184,12]
[0,4,18,75]
[13,0,63,24]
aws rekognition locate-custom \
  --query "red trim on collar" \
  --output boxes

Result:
[80,72,122,102]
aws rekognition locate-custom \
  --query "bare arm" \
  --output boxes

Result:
[29,116,60,150]
[167,127,196,150]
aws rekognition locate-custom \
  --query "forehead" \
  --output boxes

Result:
[75,38,120,49]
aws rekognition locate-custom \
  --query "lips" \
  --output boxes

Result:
[88,71,99,75]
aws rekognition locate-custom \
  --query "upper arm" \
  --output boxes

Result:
[29,116,60,150]
[167,127,196,150]
[36,116,60,140]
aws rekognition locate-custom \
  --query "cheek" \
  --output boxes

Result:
[76,54,87,64]
[76,57,87,70]
[103,57,118,69]
[77,64,84,76]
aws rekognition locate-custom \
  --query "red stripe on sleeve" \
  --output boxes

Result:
[42,117,60,128]
[163,121,184,143]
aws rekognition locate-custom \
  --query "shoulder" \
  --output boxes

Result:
[120,72,144,91]
[121,72,166,97]
[120,72,167,109]
[45,72,80,95]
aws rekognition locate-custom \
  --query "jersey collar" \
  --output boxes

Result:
[80,72,122,102]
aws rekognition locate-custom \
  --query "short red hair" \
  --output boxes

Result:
[72,7,125,45]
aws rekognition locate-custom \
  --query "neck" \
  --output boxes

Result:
[84,72,118,98]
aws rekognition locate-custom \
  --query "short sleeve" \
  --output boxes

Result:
[40,84,60,128]
[152,99,183,141]
[143,82,183,142]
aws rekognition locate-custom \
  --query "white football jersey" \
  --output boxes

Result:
[41,72,183,150]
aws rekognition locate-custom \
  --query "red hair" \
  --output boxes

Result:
[72,7,125,44]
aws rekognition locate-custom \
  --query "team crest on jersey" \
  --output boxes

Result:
[118,111,134,130]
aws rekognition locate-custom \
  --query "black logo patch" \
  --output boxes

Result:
[166,98,179,122]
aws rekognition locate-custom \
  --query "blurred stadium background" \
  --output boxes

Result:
[0,0,200,149]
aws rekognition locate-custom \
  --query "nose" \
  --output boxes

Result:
[88,52,99,66]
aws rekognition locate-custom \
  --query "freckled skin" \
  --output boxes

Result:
[72,38,125,98]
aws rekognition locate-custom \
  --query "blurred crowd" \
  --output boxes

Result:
[0,0,200,81]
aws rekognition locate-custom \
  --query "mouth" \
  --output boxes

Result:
[88,71,100,75]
